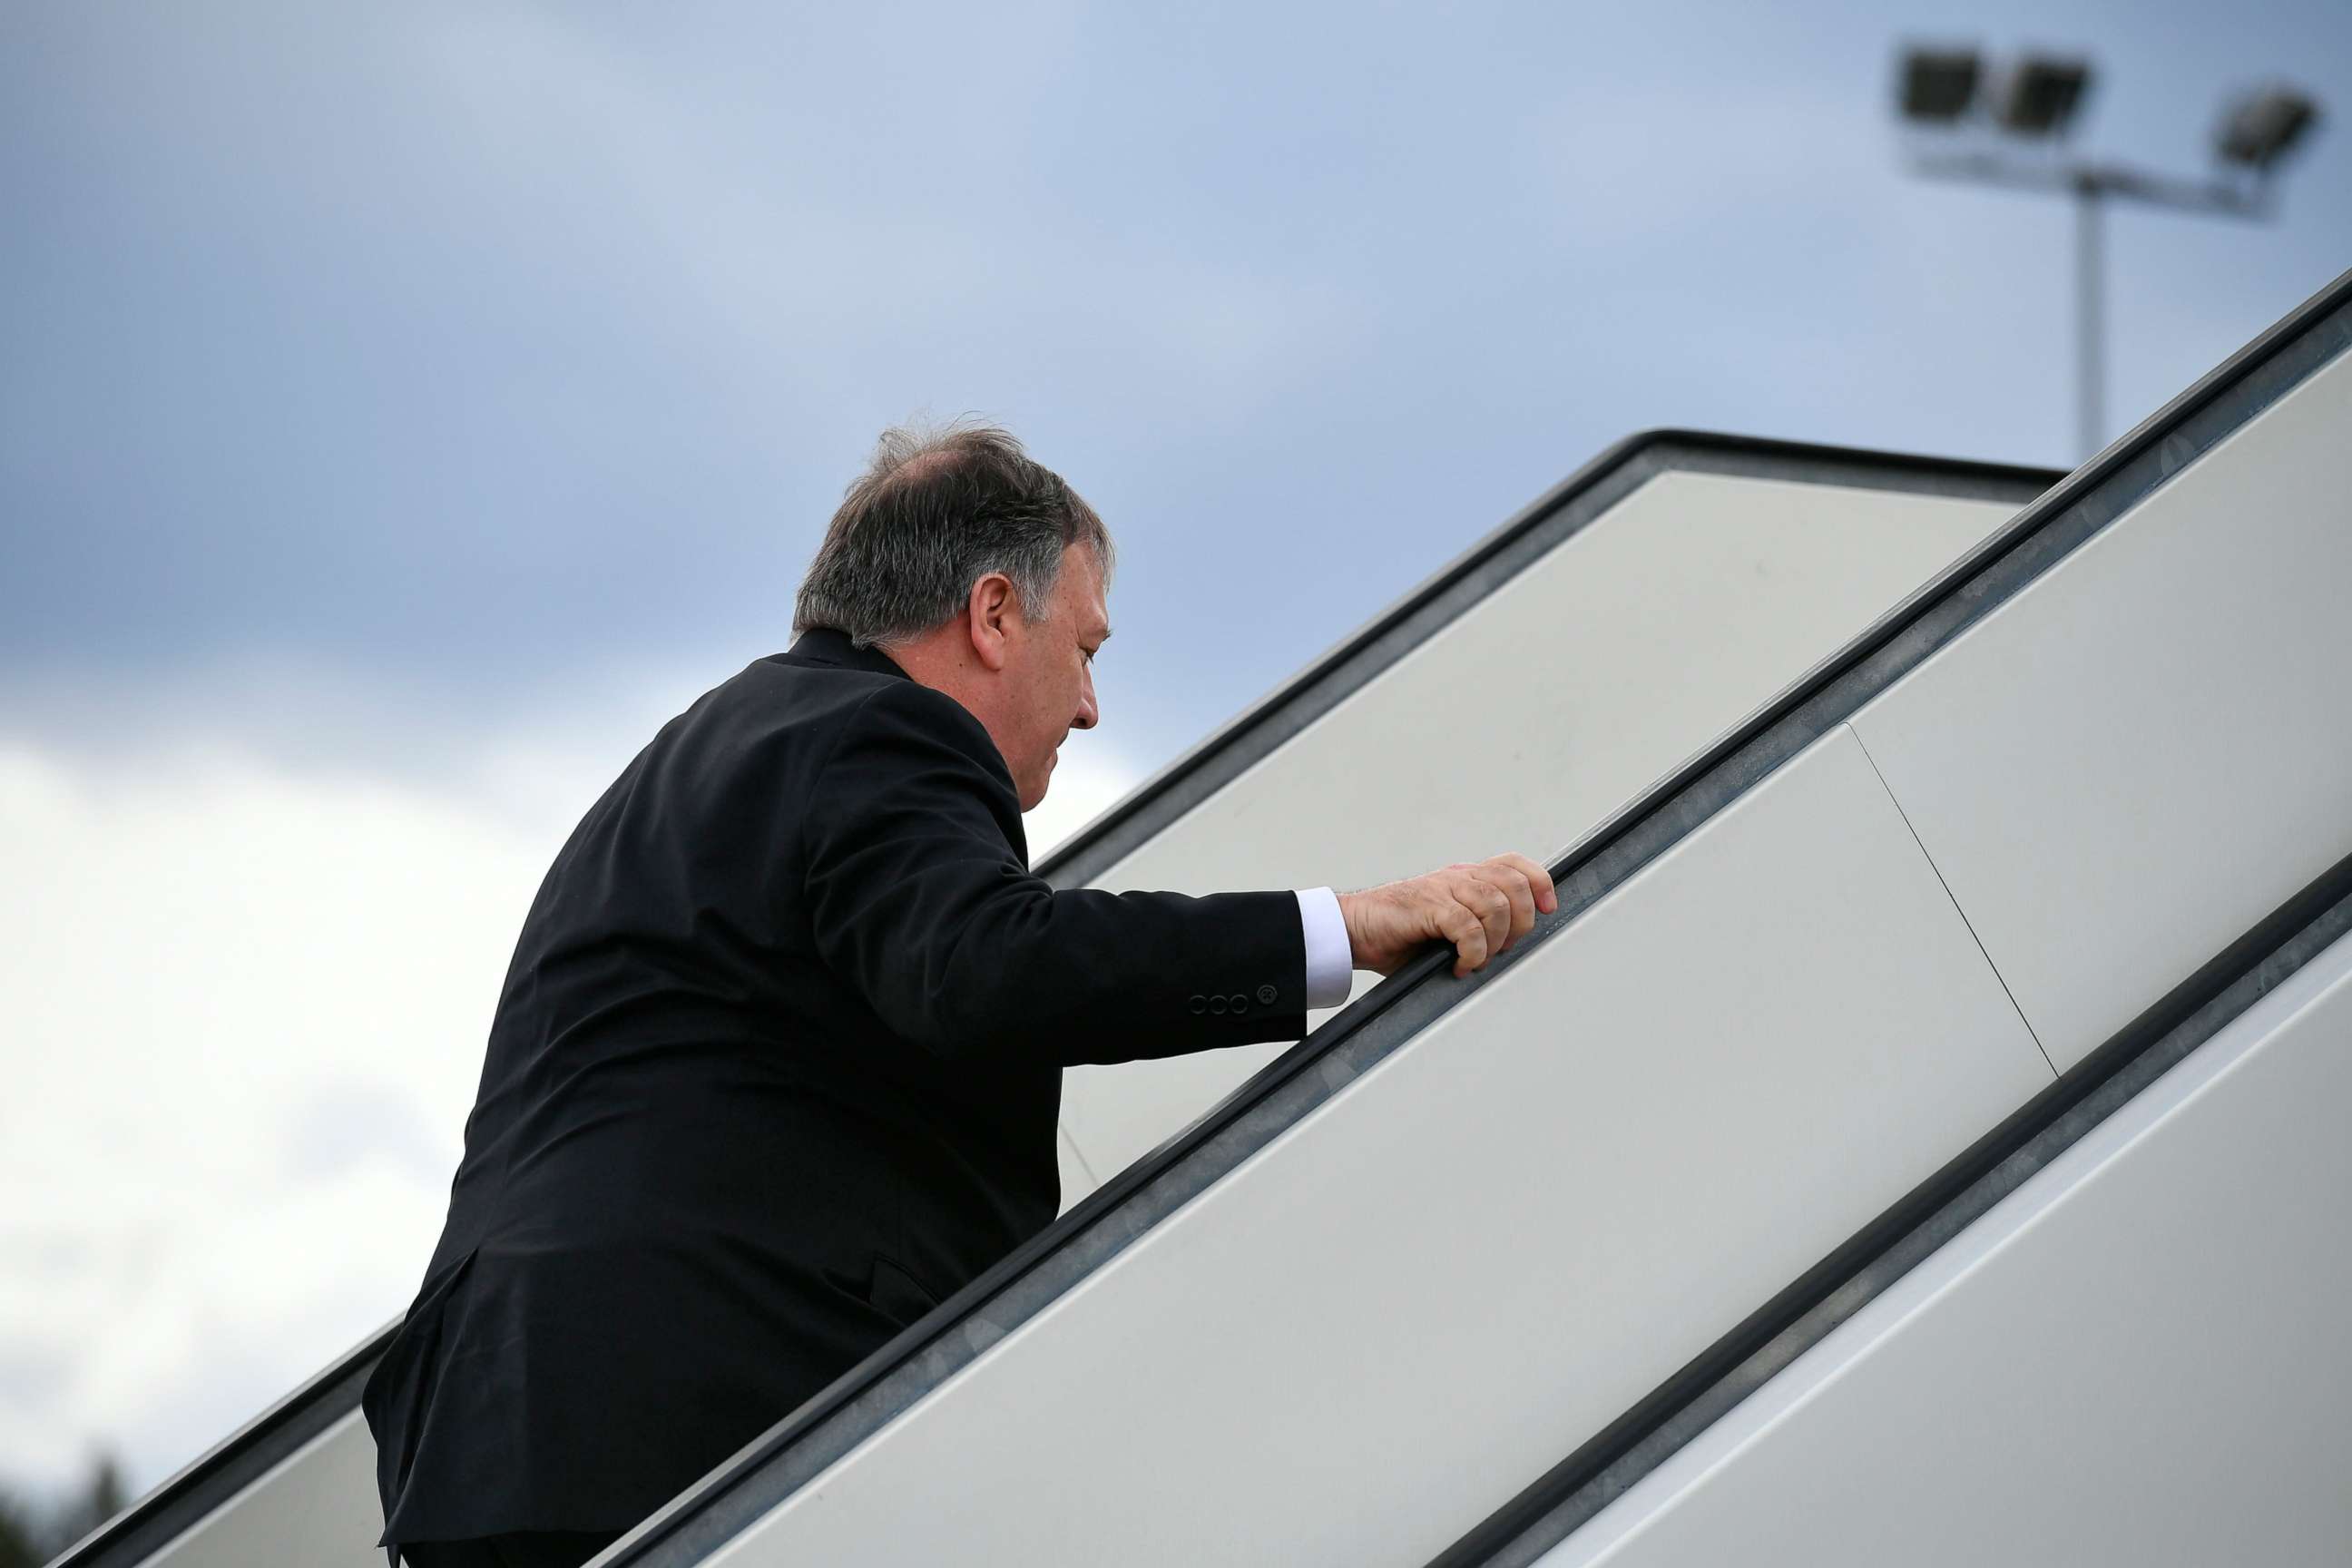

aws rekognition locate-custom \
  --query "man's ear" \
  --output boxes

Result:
[965,572,1016,672]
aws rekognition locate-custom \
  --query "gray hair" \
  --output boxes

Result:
[792,420,1114,650]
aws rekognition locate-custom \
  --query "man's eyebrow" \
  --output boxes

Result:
[1094,625,1113,643]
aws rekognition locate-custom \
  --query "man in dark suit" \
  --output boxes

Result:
[363,424,1554,1567]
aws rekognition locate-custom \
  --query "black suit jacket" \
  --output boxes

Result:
[361,630,1308,1545]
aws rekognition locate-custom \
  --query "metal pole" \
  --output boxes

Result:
[2075,175,2105,460]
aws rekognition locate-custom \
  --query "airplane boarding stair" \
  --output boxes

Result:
[573,269,2352,1567]
[54,272,2352,1568]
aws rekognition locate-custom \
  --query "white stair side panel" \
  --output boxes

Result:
[706,727,2053,1568]
[1851,344,2352,1070]
[1540,927,2352,1568]
[143,1412,381,1568]
[1063,475,2014,1196]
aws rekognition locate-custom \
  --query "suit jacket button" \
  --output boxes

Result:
[1257,984,1278,1005]
[1209,995,1228,1015]
[1190,995,1207,1014]
[1230,995,1249,1014]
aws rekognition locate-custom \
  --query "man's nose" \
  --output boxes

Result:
[1073,671,1100,731]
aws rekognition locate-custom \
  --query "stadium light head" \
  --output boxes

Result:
[1899,46,1981,123]
[2216,87,2319,171]
[1994,54,2092,136]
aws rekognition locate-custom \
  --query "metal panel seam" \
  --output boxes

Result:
[1846,722,2055,1075]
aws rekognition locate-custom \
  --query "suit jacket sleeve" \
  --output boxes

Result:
[801,680,1308,1067]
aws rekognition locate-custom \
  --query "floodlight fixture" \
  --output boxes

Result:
[1995,54,2092,136]
[2216,86,2318,171]
[1900,46,1981,124]
[1892,43,2323,462]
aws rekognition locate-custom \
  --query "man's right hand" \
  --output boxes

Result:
[1337,854,1558,979]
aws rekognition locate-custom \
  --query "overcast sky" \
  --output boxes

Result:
[4,0,2347,1499]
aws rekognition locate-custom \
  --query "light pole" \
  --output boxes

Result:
[1896,47,2320,460]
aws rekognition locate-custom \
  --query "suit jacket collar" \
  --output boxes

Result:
[780,627,911,682]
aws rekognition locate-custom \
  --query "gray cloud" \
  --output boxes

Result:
[5,0,2345,780]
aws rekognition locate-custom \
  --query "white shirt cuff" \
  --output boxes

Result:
[1293,887,1355,1010]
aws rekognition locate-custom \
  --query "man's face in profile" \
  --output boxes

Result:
[1000,542,1109,812]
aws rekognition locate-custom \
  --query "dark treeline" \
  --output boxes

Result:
[0,1456,124,1568]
